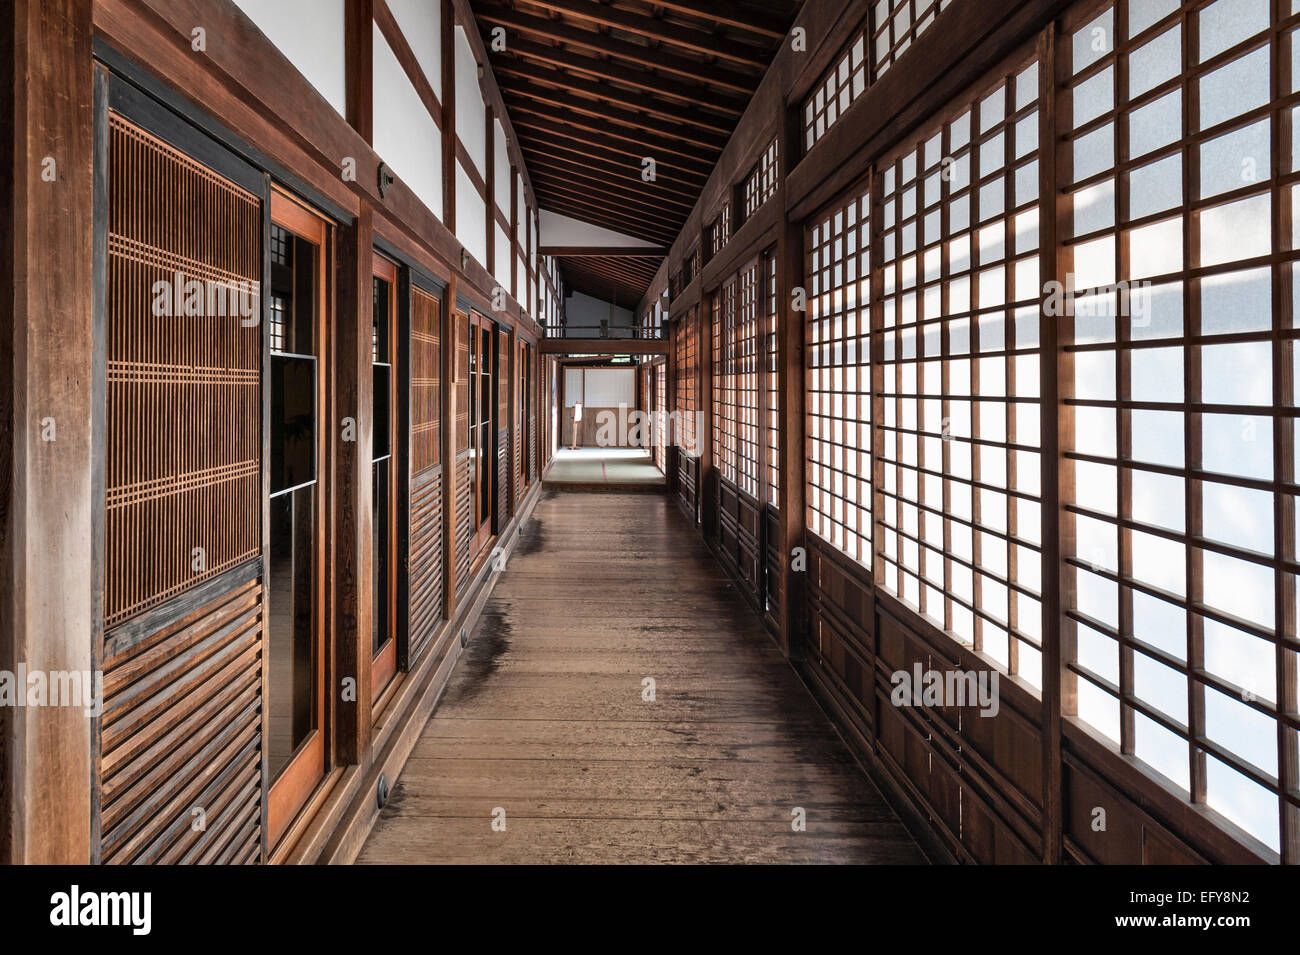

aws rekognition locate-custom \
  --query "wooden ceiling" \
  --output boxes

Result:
[543,248,664,307]
[470,0,802,302]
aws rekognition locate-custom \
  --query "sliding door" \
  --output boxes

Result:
[371,254,399,699]
[265,190,330,848]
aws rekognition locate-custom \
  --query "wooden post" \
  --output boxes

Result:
[775,106,806,662]
[0,0,95,864]
[440,0,456,235]
[345,0,374,145]
[333,206,375,766]
[442,277,459,622]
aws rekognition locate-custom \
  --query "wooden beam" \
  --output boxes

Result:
[346,0,374,143]
[514,0,770,69]
[539,338,670,356]
[534,194,679,244]
[491,57,735,135]
[503,100,720,173]
[498,77,731,153]
[540,246,667,257]
[518,143,702,202]
[527,161,694,215]
[333,207,375,767]
[474,6,758,93]
[441,0,456,234]
[492,35,747,114]
[647,0,793,40]
[373,0,442,130]
[1,0,95,864]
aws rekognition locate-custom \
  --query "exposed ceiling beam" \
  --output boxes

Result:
[491,58,735,135]
[647,0,792,40]
[475,6,758,93]
[507,112,714,179]
[529,174,687,231]
[540,246,668,257]
[525,158,698,213]
[500,77,731,152]
[517,142,702,200]
[514,0,770,68]
[495,36,747,114]
[504,98,723,166]
[540,338,670,355]
[539,196,679,244]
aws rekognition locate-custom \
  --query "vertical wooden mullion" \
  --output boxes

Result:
[1183,1,1207,803]
[1271,0,1300,864]
[1116,0,1136,759]
[1039,20,1066,866]
[440,0,456,236]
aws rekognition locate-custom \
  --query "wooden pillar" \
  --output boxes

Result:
[0,0,95,863]
[332,206,375,766]
[440,0,456,235]
[1038,23,1065,866]
[345,0,374,145]
[774,108,806,662]
[442,277,459,621]
[485,106,495,284]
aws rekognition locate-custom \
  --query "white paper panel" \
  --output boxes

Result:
[584,369,635,408]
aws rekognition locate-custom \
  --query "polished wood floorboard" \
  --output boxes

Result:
[357,490,926,864]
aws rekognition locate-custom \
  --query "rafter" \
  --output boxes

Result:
[499,77,731,152]
[503,96,724,166]
[474,5,758,93]
[513,0,770,68]
[507,112,714,179]
[495,36,747,114]
[491,57,735,135]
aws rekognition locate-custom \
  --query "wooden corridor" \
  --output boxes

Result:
[357,491,925,864]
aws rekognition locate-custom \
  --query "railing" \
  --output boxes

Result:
[543,321,667,340]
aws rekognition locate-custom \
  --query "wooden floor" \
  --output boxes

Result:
[357,490,926,864]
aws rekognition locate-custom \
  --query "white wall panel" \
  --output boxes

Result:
[494,121,511,213]
[456,162,486,266]
[373,24,442,219]
[455,26,485,174]
[232,0,346,115]
[386,0,441,100]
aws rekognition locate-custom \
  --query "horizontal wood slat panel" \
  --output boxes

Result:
[408,466,444,665]
[454,454,473,590]
[100,573,264,865]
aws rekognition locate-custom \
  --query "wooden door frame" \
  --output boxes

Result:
[266,188,332,850]
[370,252,399,701]
[469,310,495,559]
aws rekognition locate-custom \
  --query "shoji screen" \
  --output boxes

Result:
[876,52,1045,687]
[1059,0,1298,858]
[806,184,873,567]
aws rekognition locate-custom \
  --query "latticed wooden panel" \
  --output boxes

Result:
[410,286,441,474]
[104,112,262,627]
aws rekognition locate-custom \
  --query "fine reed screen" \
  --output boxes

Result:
[104,112,263,628]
